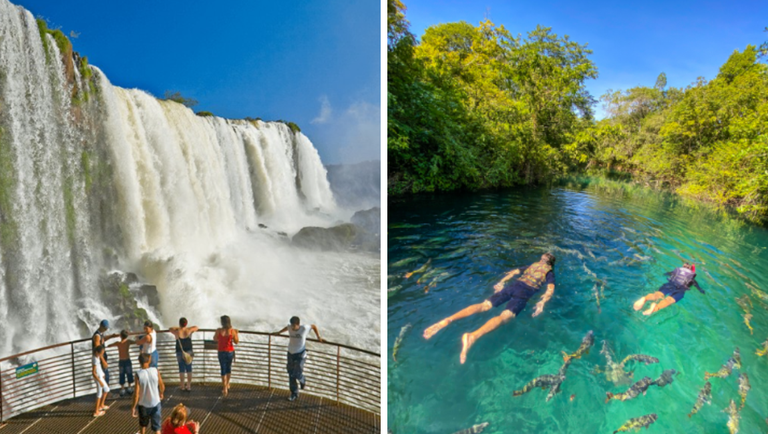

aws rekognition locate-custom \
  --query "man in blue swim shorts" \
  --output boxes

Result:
[423,253,557,364]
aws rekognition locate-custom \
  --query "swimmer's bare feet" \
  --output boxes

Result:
[633,297,647,311]
[642,303,657,316]
[423,319,450,339]
[460,333,475,364]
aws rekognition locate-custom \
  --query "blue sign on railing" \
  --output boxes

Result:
[15,362,38,379]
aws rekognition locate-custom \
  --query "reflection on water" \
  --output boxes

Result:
[388,180,768,433]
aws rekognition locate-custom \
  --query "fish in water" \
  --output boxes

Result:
[450,422,489,434]
[391,256,421,268]
[404,259,431,279]
[595,340,633,386]
[737,373,750,410]
[736,295,752,313]
[704,348,741,380]
[613,414,658,434]
[387,285,403,298]
[744,313,754,335]
[724,262,749,280]
[722,399,740,434]
[619,354,659,367]
[392,324,411,362]
[563,330,594,363]
[546,360,572,402]
[746,282,768,302]
[392,234,422,242]
[425,272,450,290]
[688,381,712,417]
[417,267,444,284]
[512,374,565,397]
[756,338,768,357]
[652,369,678,388]
[605,377,654,403]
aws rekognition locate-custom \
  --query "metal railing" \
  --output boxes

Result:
[0,329,380,423]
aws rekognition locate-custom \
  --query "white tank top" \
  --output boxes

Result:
[141,330,157,354]
[136,367,161,407]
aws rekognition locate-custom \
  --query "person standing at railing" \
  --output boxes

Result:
[214,315,239,397]
[275,316,324,402]
[132,352,165,434]
[161,403,200,434]
[92,345,110,417]
[92,319,119,387]
[107,330,135,397]
[169,318,198,392]
[135,321,159,368]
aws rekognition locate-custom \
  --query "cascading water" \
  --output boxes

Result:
[0,0,379,356]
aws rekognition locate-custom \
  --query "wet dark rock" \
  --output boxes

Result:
[351,207,380,235]
[139,285,160,308]
[292,223,379,253]
[258,223,268,229]
[99,271,156,331]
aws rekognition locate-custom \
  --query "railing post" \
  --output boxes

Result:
[70,342,76,398]
[336,346,341,405]
[267,334,271,390]
[1,361,4,424]
[202,331,207,385]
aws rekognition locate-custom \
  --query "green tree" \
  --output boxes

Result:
[163,91,198,108]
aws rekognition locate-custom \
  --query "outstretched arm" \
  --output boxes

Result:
[275,326,288,335]
[311,325,325,343]
[532,284,555,317]
[692,280,704,294]
[494,268,522,292]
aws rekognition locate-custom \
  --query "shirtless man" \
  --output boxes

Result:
[424,253,557,364]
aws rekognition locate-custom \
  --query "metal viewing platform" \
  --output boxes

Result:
[0,330,380,433]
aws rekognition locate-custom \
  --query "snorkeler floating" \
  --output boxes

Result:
[423,253,557,364]
[633,262,705,315]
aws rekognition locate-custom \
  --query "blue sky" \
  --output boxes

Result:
[401,0,768,118]
[17,0,381,164]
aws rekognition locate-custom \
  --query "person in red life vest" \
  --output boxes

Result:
[633,263,705,316]
[161,403,199,434]
[423,253,557,364]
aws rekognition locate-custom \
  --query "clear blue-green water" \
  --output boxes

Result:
[387,180,768,434]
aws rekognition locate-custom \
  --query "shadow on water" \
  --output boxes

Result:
[388,180,768,434]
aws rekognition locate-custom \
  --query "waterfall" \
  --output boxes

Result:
[0,0,376,356]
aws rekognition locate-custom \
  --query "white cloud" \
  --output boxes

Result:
[307,99,380,165]
[310,95,332,125]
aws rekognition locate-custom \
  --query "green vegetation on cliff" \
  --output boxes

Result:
[388,0,768,224]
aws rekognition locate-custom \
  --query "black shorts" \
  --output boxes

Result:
[659,282,685,303]
[488,281,536,315]
[138,403,161,430]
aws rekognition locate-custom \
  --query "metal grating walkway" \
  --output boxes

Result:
[0,383,380,433]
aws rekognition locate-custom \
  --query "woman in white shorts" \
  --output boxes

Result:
[92,345,110,417]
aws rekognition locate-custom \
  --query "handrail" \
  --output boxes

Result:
[0,329,380,423]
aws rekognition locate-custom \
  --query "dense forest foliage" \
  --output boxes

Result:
[388,0,768,224]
